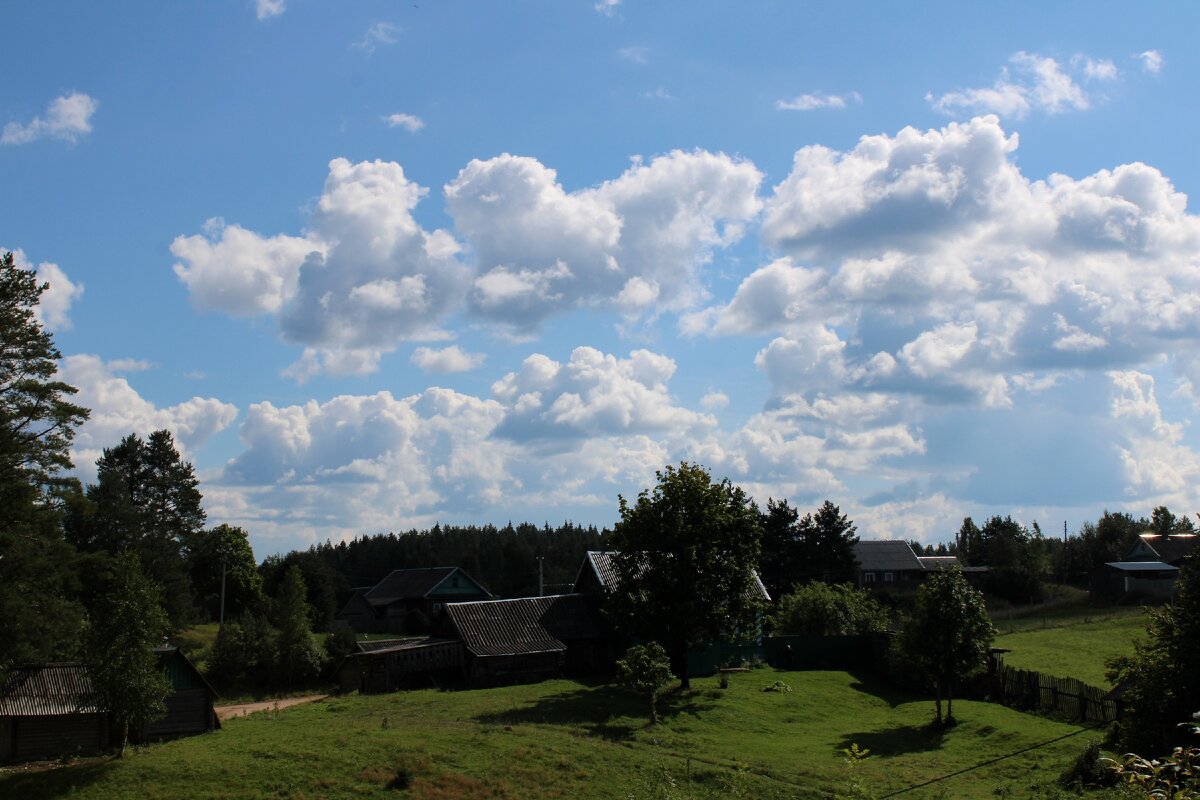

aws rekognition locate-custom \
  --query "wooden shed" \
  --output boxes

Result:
[142,648,219,741]
[0,664,108,763]
[441,593,612,688]
[338,638,465,693]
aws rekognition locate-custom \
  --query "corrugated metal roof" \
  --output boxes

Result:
[0,664,101,716]
[356,637,426,653]
[582,551,771,602]
[918,556,962,570]
[445,594,608,658]
[855,540,924,572]
[1105,561,1179,573]
[356,637,461,656]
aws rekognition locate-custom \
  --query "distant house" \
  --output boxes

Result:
[1091,561,1179,600]
[1123,533,1199,566]
[854,540,926,590]
[335,567,492,634]
[440,594,613,688]
[0,649,217,763]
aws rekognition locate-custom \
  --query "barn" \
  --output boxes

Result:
[0,664,108,763]
[144,647,220,741]
[441,593,612,688]
[337,638,465,693]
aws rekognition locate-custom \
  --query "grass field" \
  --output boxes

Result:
[993,606,1151,687]
[0,670,1118,800]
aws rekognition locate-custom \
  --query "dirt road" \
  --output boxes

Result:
[215,694,327,722]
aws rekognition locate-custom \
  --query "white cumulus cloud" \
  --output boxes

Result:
[385,113,425,132]
[775,91,861,111]
[930,52,1091,118]
[411,345,486,373]
[2,92,98,146]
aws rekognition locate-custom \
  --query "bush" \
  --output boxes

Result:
[769,582,890,636]
[616,643,675,724]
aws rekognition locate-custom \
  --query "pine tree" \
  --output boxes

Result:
[273,566,326,688]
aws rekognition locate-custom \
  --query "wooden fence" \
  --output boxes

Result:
[991,660,1117,724]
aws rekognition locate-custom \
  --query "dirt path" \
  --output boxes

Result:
[215,694,327,721]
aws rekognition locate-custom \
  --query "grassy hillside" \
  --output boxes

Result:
[994,607,1150,687]
[0,670,1116,800]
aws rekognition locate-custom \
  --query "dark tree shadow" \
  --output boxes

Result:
[473,679,716,741]
[0,760,112,800]
[844,671,923,709]
[836,723,946,757]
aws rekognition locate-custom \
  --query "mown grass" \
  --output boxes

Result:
[993,608,1150,687]
[0,670,1119,799]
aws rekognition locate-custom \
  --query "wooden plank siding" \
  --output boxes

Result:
[143,689,213,740]
[7,714,108,762]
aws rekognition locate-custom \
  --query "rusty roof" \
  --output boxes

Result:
[445,594,608,658]
[0,664,101,716]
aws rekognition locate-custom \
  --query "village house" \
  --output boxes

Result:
[0,648,218,764]
[335,566,492,635]
[854,541,986,591]
[1091,532,1197,600]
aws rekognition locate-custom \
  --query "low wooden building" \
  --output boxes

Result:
[1091,561,1179,600]
[143,648,219,741]
[335,567,492,635]
[441,594,612,688]
[0,664,108,763]
[338,638,465,693]
[0,649,217,763]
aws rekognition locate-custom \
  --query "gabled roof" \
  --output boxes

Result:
[444,593,609,658]
[854,540,924,572]
[1134,534,1199,565]
[154,647,218,697]
[918,556,961,570]
[0,664,100,716]
[577,550,771,602]
[364,567,489,606]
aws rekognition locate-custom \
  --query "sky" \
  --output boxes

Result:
[3,1,1198,557]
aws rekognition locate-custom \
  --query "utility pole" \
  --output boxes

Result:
[219,550,228,628]
[538,555,544,597]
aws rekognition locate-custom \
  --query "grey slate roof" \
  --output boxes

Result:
[854,540,924,572]
[918,556,961,570]
[445,593,609,658]
[1135,535,1199,565]
[0,664,100,716]
[580,550,771,602]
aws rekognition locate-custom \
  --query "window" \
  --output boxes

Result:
[884,572,894,582]
[864,572,876,583]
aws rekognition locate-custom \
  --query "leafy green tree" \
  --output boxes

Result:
[956,517,983,565]
[189,524,263,622]
[605,463,763,689]
[616,643,675,724]
[0,252,90,683]
[897,569,995,726]
[770,582,889,636]
[84,551,172,757]
[977,515,1045,604]
[1107,555,1200,754]
[273,565,326,687]
[1149,505,1195,537]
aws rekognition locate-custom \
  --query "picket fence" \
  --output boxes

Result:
[992,660,1117,724]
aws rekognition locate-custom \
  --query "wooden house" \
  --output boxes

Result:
[0,664,108,763]
[0,649,217,763]
[440,594,612,688]
[335,567,492,635]
[1124,533,1199,567]
[854,540,926,590]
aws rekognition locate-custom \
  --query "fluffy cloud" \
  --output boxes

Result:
[5,249,84,331]
[59,355,238,481]
[411,345,486,373]
[256,0,284,20]
[929,52,1091,118]
[385,113,424,132]
[353,22,400,54]
[1109,370,1200,504]
[174,159,468,378]
[1140,50,1164,75]
[446,150,762,330]
[775,92,861,111]
[2,92,98,146]
[716,115,1200,408]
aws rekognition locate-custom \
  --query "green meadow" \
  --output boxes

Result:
[0,669,1118,800]
[993,606,1151,687]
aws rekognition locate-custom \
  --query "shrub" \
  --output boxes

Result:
[769,583,889,636]
[616,643,675,724]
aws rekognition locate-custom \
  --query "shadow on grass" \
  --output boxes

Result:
[0,760,112,800]
[836,723,946,757]
[844,670,923,709]
[474,679,716,741]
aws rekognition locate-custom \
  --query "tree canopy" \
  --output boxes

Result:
[897,569,995,726]
[605,462,763,689]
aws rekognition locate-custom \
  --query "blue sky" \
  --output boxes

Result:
[3,1,1198,556]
